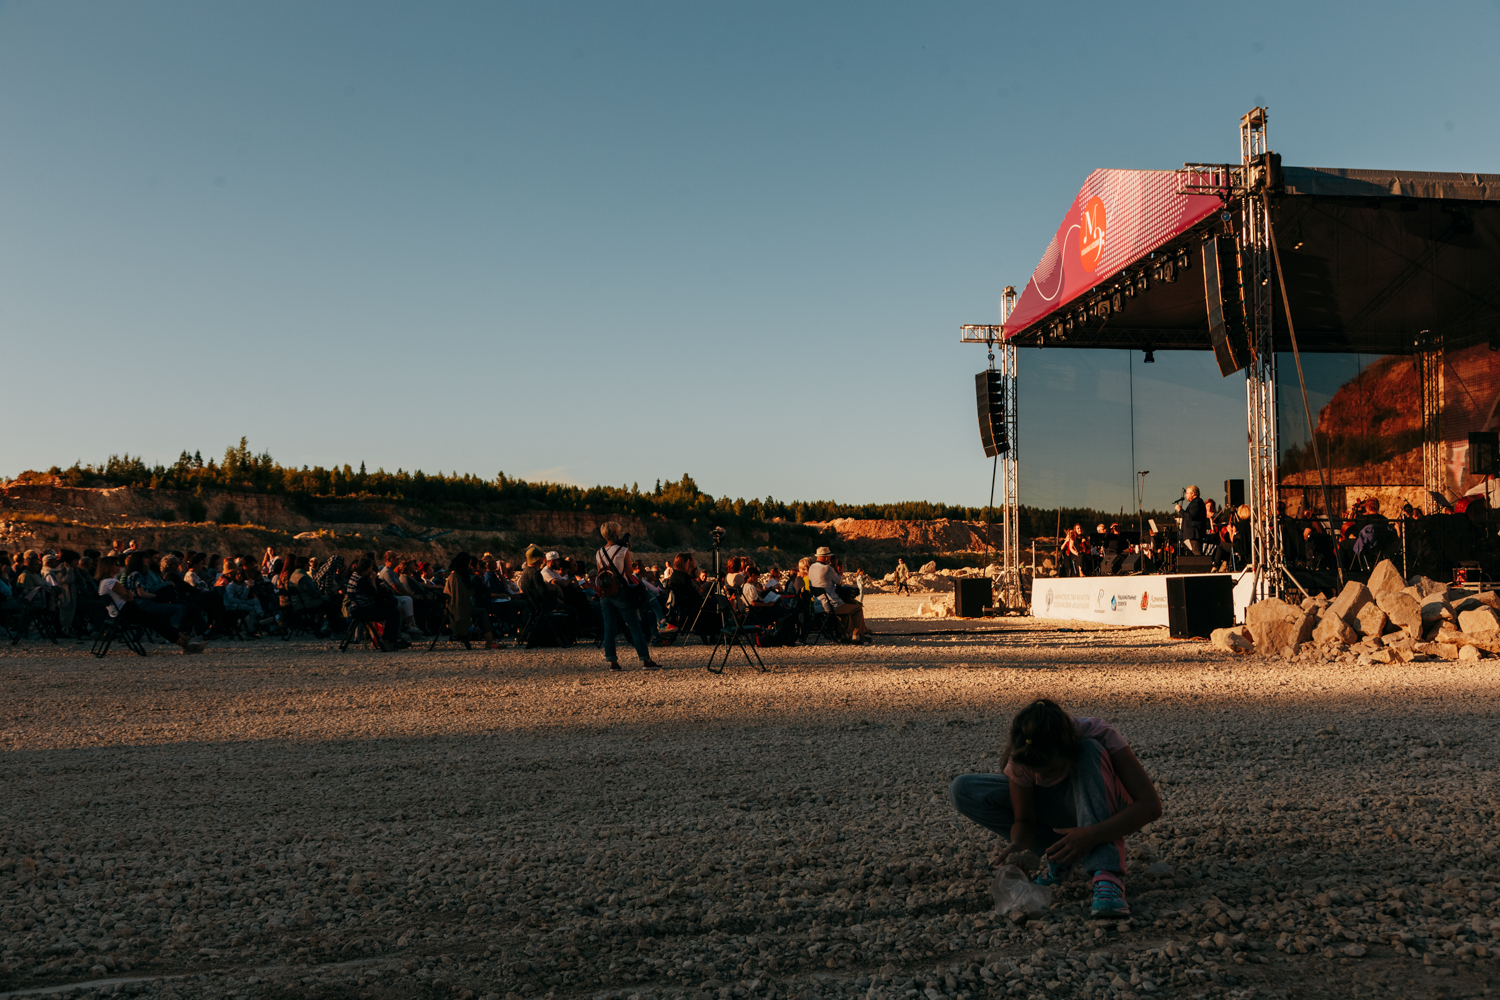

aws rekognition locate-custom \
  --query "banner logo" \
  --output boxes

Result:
[1140,592,1150,611]
[1045,588,1054,611]
[1079,195,1106,271]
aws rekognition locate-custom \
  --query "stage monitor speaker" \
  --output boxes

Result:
[1224,479,1245,508]
[953,577,993,618]
[1176,555,1215,574]
[1098,553,1122,576]
[1203,237,1250,377]
[1119,553,1143,574]
[975,370,1008,458]
[1166,574,1235,639]
[1470,431,1499,476]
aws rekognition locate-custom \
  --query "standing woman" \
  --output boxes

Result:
[595,522,661,671]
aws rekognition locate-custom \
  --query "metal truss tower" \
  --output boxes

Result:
[961,286,1023,612]
[1239,107,1288,601]
[1418,331,1445,508]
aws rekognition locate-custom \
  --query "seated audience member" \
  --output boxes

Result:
[14,550,49,592]
[121,552,189,633]
[343,556,407,648]
[724,557,747,594]
[312,554,346,605]
[541,552,567,585]
[222,569,264,633]
[809,546,870,643]
[58,549,105,631]
[96,556,205,654]
[443,552,498,648]
[0,551,14,589]
[518,545,564,613]
[289,557,337,635]
[665,552,707,634]
[379,550,426,640]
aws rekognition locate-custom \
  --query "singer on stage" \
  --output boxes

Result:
[1175,485,1209,555]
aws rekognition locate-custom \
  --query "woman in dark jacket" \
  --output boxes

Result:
[666,552,708,634]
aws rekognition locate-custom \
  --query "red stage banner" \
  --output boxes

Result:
[1003,169,1223,339]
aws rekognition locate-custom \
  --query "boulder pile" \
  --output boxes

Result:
[1213,558,1500,664]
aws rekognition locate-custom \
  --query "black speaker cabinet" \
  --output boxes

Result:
[1166,574,1234,639]
[1224,478,1245,508]
[1097,553,1122,576]
[975,371,1008,458]
[954,578,993,618]
[1470,431,1499,477]
[1176,555,1215,574]
[1119,553,1143,574]
[1203,237,1250,377]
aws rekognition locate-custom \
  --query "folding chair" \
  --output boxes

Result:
[426,602,474,651]
[797,590,848,646]
[339,611,390,652]
[91,613,149,658]
[706,594,767,674]
[9,589,62,647]
[517,592,576,648]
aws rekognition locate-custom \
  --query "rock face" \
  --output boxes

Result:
[1312,614,1357,646]
[1356,603,1390,638]
[1366,559,1406,596]
[1245,598,1314,656]
[1458,606,1500,633]
[1374,591,1423,636]
[1210,626,1254,654]
[1406,575,1448,597]
[1326,581,1374,625]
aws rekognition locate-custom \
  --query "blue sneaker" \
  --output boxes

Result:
[1090,875,1130,917]
[1034,859,1071,886]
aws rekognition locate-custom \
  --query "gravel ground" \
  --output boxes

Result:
[1,594,1496,1000]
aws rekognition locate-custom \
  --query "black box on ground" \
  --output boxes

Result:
[1166,574,1235,639]
[954,578,993,618]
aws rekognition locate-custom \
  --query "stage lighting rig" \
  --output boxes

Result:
[1143,348,1156,363]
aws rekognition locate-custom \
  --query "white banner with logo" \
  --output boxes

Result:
[1029,572,1255,627]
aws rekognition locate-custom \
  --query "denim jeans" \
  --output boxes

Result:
[600,593,650,663]
[948,738,1127,875]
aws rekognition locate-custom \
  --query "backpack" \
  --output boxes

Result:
[594,546,623,598]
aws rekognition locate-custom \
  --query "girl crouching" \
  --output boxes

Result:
[948,698,1161,917]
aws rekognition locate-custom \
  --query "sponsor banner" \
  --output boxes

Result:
[1003,168,1222,339]
[1030,572,1256,627]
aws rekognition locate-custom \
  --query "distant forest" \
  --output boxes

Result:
[16,439,1165,537]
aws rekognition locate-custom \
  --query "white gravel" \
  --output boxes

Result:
[1,594,1496,1000]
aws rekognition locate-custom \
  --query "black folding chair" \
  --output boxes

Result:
[706,594,767,674]
[8,589,62,647]
[517,592,576,648]
[339,608,390,652]
[797,590,847,646]
[426,602,474,651]
[90,613,149,658]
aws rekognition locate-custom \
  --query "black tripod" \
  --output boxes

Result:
[684,528,729,638]
[684,528,766,673]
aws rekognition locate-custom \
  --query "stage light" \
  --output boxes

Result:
[1176,247,1191,271]
[1143,349,1155,363]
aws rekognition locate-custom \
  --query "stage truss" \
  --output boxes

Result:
[960,287,1024,612]
[1419,331,1445,509]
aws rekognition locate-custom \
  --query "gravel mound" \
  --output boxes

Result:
[0,595,1496,999]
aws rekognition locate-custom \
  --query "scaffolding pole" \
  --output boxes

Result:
[961,286,1023,613]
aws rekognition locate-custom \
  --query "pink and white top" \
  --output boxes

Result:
[1004,717,1128,788]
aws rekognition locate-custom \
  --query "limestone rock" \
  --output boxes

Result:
[1414,642,1461,661]
[1327,581,1374,626]
[1245,598,1315,657]
[1210,626,1254,654]
[1374,590,1423,636]
[1417,596,1451,622]
[1366,559,1406,596]
[1459,644,1485,661]
[1356,603,1389,638]
[1312,614,1357,646]
[1406,575,1447,598]
[1458,606,1500,634]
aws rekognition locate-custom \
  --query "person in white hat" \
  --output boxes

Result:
[808,546,870,643]
[541,552,566,585]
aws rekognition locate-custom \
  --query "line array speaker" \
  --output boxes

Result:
[1470,431,1499,477]
[976,370,1008,458]
[1224,479,1245,508]
[1203,237,1250,377]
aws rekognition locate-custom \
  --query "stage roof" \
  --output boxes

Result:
[1002,165,1500,355]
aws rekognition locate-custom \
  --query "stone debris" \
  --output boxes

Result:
[0,591,1497,1000]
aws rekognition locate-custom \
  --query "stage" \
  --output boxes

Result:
[1030,571,1255,628]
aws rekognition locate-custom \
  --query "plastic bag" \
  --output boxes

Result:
[990,864,1051,916]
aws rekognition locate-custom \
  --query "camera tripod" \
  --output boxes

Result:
[683,528,766,674]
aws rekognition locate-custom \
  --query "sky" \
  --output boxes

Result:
[2,1,1497,514]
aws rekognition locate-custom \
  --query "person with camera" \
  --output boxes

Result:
[595,522,662,671]
[809,546,871,643]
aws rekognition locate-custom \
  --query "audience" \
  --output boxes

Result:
[808,545,870,643]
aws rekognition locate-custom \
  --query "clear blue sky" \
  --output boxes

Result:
[2,1,1495,512]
